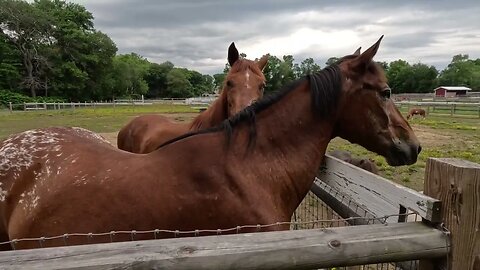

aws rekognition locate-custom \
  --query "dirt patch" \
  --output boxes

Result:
[412,126,452,147]
[99,132,118,146]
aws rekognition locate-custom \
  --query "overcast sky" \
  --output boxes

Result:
[74,0,480,75]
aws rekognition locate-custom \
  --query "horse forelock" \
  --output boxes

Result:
[228,59,264,80]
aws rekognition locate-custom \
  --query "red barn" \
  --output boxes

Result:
[434,86,471,97]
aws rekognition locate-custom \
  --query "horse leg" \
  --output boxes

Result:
[0,209,12,251]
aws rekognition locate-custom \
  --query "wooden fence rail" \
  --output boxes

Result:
[0,223,448,270]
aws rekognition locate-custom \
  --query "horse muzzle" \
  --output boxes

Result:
[385,139,422,166]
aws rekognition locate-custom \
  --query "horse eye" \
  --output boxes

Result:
[259,84,265,92]
[226,80,233,88]
[381,89,391,99]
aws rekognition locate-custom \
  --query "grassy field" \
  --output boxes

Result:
[0,104,197,139]
[1,105,478,191]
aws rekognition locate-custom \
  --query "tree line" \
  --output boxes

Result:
[1,0,479,106]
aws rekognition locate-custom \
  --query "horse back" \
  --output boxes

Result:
[117,115,190,153]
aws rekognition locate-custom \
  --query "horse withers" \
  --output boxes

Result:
[0,36,421,249]
[117,42,269,153]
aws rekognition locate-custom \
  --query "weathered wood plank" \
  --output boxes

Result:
[310,178,383,225]
[420,158,480,270]
[0,223,448,270]
[317,155,442,223]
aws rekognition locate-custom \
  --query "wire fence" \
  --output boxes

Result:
[0,185,440,270]
[0,212,417,249]
[291,191,424,270]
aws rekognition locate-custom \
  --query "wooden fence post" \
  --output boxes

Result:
[9,102,12,113]
[420,158,480,270]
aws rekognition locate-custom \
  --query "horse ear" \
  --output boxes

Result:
[228,42,239,67]
[256,54,269,71]
[353,47,361,56]
[352,35,383,70]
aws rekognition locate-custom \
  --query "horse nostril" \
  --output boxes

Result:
[417,145,422,154]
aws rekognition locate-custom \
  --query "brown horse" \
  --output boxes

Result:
[117,42,269,153]
[329,150,379,174]
[406,108,426,120]
[0,36,421,249]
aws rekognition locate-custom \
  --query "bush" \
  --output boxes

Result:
[0,90,33,106]
[0,90,66,108]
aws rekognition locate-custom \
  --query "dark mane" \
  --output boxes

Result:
[157,65,342,149]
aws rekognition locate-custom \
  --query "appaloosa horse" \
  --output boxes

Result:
[117,42,269,153]
[0,36,421,249]
[406,108,426,120]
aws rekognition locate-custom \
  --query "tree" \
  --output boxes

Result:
[438,54,480,90]
[213,73,226,92]
[410,63,438,93]
[386,60,414,93]
[279,55,295,83]
[106,53,150,99]
[145,61,174,98]
[0,0,54,97]
[34,0,117,100]
[325,57,340,66]
[294,57,321,78]
[262,55,283,93]
[386,60,439,93]
[0,36,22,90]
[165,68,194,98]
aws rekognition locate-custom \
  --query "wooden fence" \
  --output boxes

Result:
[0,156,478,269]
[396,101,480,118]
[5,100,480,119]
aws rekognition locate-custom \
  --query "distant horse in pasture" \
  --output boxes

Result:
[406,108,426,120]
[117,42,269,153]
[329,150,379,174]
[0,36,421,249]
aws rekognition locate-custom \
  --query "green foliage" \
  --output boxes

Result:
[0,90,34,105]
[165,68,194,98]
[0,37,22,90]
[386,60,438,93]
[0,89,65,106]
[106,53,150,99]
[438,54,480,90]
[294,57,321,77]
[145,61,174,98]
[0,0,55,97]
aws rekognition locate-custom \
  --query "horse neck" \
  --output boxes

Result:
[189,90,227,131]
[231,81,335,217]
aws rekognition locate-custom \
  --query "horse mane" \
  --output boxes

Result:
[188,58,265,130]
[157,65,342,150]
[189,89,228,130]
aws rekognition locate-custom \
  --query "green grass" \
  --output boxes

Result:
[328,115,480,191]
[0,104,197,139]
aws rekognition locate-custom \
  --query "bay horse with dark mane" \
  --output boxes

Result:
[407,108,426,120]
[117,42,269,153]
[0,36,421,250]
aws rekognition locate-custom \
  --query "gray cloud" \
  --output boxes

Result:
[74,0,480,74]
